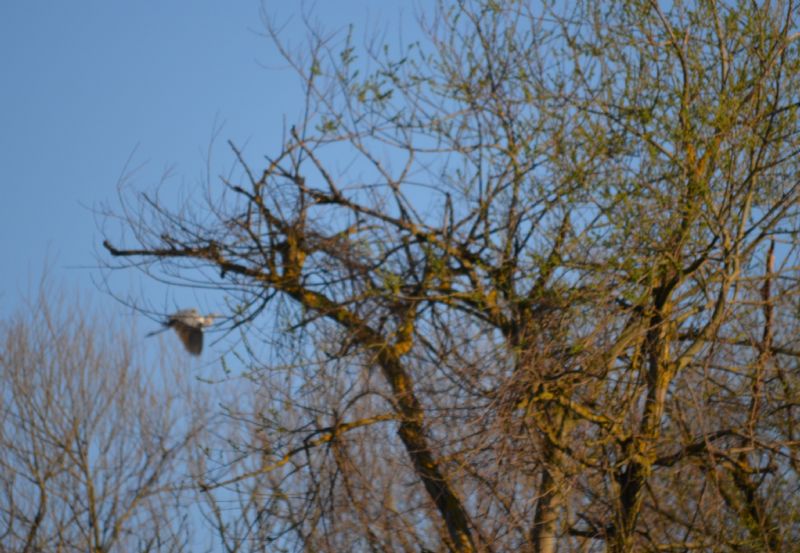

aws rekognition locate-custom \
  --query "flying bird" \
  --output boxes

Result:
[147,309,219,355]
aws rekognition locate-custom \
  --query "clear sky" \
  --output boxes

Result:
[0,0,411,317]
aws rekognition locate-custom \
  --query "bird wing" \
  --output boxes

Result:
[170,309,200,325]
[172,321,203,355]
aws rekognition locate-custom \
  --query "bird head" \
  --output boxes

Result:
[201,313,224,327]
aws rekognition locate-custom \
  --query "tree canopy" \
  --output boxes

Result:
[103,1,800,551]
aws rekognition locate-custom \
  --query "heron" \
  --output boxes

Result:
[147,309,220,355]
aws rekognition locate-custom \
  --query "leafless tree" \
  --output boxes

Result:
[103,1,800,551]
[0,287,207,552]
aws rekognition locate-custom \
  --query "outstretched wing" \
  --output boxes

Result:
[171,321,203,355]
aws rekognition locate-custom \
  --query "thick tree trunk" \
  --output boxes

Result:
[531,465,561,553]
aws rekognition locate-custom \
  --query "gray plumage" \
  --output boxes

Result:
[148,309,218,355]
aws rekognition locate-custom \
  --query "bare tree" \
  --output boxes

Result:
[0,287,206,552]
[103,1,800,551]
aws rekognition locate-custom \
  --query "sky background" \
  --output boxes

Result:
[0,0,413,325]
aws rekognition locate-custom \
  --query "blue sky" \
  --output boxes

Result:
[0,0,411,318]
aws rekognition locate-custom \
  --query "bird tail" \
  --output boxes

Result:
[146,326,169,338]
